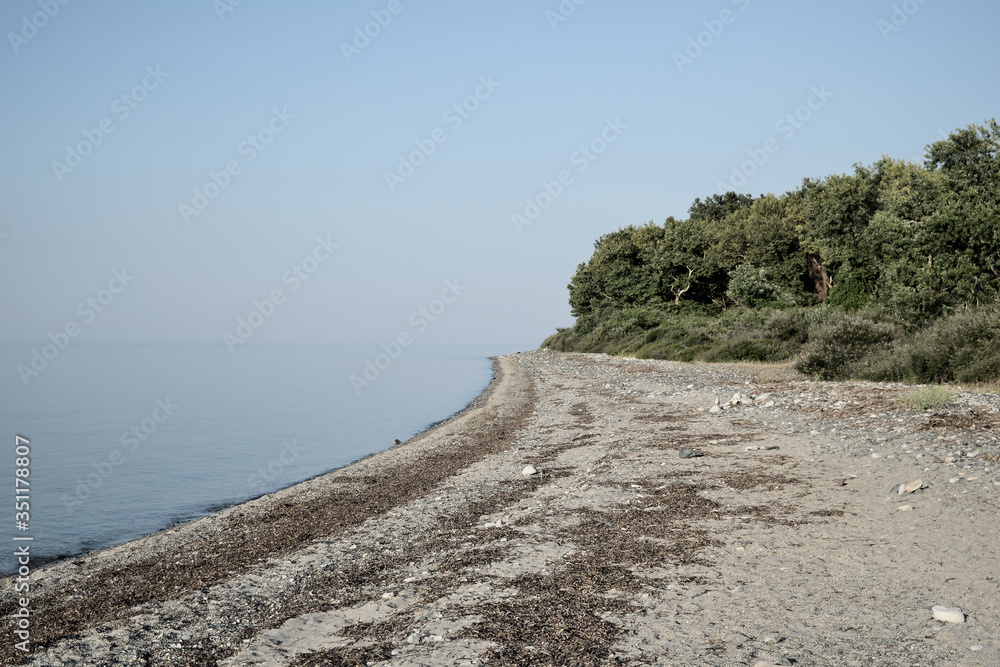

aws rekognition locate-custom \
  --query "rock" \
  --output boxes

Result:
[890,483,905,494]
[897,504,913,511]
[761,634,784,644]
[949,477,960,484]
[761,400,776,408]
[731,393,743,405]
[904,479,923,493]
[932,605,965,623]
[714,397,720,405]
[522,465,539,476]
[709,405,723,414]
[753,393,772,404]
[406,631,421,644]
[678,448,698,459]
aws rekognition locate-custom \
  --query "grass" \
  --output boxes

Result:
[899,386,956,410]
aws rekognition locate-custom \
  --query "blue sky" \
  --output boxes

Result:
[2,0,998,347]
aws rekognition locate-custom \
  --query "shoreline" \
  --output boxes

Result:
[4,351,999,665]
[6,354,508,579]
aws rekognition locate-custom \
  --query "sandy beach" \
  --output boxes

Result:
[3,350,999,666]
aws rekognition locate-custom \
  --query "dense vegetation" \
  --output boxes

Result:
[543,121,1000,384]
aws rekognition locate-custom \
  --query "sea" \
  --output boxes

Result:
[0,343,528,576]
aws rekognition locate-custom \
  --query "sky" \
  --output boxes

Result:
[2,0,998,348]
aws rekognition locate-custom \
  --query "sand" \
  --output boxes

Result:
[2,350,999,666]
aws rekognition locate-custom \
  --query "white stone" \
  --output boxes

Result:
[753,393,772,404]
[709,405,722,414]
[932,605,965,623]
[904,479,923,493]
[897,504,913,511]
[521,465,538,476]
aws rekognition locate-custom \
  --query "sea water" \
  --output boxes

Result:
[0,343,527,575]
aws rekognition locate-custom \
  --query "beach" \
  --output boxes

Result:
[3,350,999,666]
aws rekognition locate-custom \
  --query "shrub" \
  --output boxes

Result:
[904,307,1000,383]
[726,264,783,307]
[900,387,955,410]
[795,311,900,380]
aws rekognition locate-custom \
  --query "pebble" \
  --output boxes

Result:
[678,448,698,459]
[521,465,538,476]
[949,477,960,484]
[971,645,984,651]
[761,634,784,644]
[709,405,723,414]
[897,505,913,511]
[406,631,421,643]
[932,605,965,623]
[904,479,923,493]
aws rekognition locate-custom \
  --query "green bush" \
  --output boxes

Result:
[726,264,784,307]
[900,387,955,410]
[795,311,900,380]
[905,307,1000,383]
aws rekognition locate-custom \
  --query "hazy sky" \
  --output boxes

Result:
[2,0,998,348]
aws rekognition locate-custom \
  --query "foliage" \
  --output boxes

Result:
[900,387,955,410]
[552,121,1000,384]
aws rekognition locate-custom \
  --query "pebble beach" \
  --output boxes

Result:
[3,350,999,666]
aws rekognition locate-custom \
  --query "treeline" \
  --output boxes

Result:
[544,121,1000,384]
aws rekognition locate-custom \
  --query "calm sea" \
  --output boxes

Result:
[0,343,527,575]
